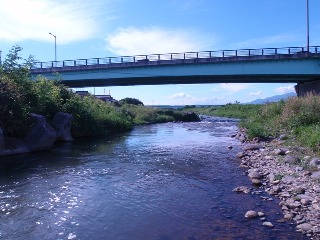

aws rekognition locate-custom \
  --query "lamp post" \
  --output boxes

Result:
[306,0,310,52]
[49,32,57,64]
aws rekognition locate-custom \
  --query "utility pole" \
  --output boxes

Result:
[306,0,310,52]
[0,50,2,65]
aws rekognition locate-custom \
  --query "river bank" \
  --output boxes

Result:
[234,129,320,239]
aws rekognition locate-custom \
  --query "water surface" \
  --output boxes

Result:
[0,117,307,239]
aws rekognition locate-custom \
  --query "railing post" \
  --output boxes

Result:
[209,51,212,58]
[171,54,173,60]
[41,62,43,68]
[248,49,251,56]
[86,59,88,65]
[288,48,291,55]
[121,57,123,63]
[262,49,264,56]
[235,50,238,57]
[184,53,185,60]
[196,52,198,59]
[222,51,224,58]
[275,48,277,55]
[63,61,65,67]
[109,58,111,64]
[97,58,99,64]
[133,56,135,62]
[158,54,160,61]
[52,62,54,68]
[74,60,76,66]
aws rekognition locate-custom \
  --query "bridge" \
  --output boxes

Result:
[31,46,320,95]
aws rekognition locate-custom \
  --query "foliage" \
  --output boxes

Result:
[119,97,144,106]
[195,94,320,153]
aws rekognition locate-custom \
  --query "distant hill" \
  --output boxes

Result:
[247,92,296,104]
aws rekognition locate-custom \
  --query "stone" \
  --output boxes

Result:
[179,112,201,122]
[284,213,294,220]
[24,113,56,152]
[310,158,320,168]
[301,199,311,206]
[236,152,246,158]
[251,178,262,185]
[284,155,299,165]
[227,145,233,149]
[296,223,312,232]
[278,134,288,140]
[274,149,286,155]
[257,212,265,217]
[311,171,320,180]
[52,112,74,142]
[244,144,262,151]
[248,171,262,179]
[245,210,258,219]
[263,222,273,228]
[0,127,4,150]
[233,186,251,194]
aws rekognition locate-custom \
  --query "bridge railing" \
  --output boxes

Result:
[31,46,320,70]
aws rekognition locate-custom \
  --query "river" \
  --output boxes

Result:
[0,117,307,240]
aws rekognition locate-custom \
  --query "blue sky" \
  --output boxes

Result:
[0,0,319,105]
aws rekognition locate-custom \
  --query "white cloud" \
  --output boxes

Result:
[106,27,213,55]
[249,91,263,96]
[275,85,295,94]
[167,92,192,99]
[0,0,104,44]
[218,83,251,93]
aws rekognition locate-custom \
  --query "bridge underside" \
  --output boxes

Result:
[60,74,320,88]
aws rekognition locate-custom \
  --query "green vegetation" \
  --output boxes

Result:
[0,46,199,139]
[195,96,320,153]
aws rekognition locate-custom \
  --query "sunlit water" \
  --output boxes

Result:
[0,117,307,240]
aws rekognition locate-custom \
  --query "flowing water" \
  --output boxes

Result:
[0,117,307,240]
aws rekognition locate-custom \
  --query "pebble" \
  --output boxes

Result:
[245,210,258,219]
[263,222,274,228]
[234,129,320,239]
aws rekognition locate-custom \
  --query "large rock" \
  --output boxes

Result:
[180,112,201,122]
[0,127,4,150]
[52,112,74,141]
[243,144,262,151]
[310,158,320,169]
[24,113,56,152]
[284,155,299,165]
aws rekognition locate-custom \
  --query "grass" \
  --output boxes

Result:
[194,95,320,154]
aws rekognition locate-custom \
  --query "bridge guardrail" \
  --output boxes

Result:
[31,46,320,71]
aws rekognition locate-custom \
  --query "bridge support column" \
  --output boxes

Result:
[295,80,320,97]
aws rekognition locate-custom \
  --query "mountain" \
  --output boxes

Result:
[247,92,296,104]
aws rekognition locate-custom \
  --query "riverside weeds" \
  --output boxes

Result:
[195,94,320,154]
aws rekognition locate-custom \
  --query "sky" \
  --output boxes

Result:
[0,0,319,105]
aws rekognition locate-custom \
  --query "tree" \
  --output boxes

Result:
[119,97,144,106]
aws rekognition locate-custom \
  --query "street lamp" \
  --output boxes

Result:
[306,0,310,52]
[49,32,57,64]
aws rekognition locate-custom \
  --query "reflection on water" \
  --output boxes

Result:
[0,118,307,239]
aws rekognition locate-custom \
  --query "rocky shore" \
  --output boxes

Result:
[233,129,320,239]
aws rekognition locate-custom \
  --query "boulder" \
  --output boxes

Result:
[311,171,320,180]
[296,223,312,232]
[284,155,299,165]
[245,210,258,219]
[182,112,201,122]
[243,144,262,151]
[0,127,4,150]
[24,113,56,152]
[52,112,74,141]
[309,158,320,169]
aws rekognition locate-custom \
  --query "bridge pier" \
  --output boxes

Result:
[295,80,320,97]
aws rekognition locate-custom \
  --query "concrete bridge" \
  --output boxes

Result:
[30,46,320,96]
